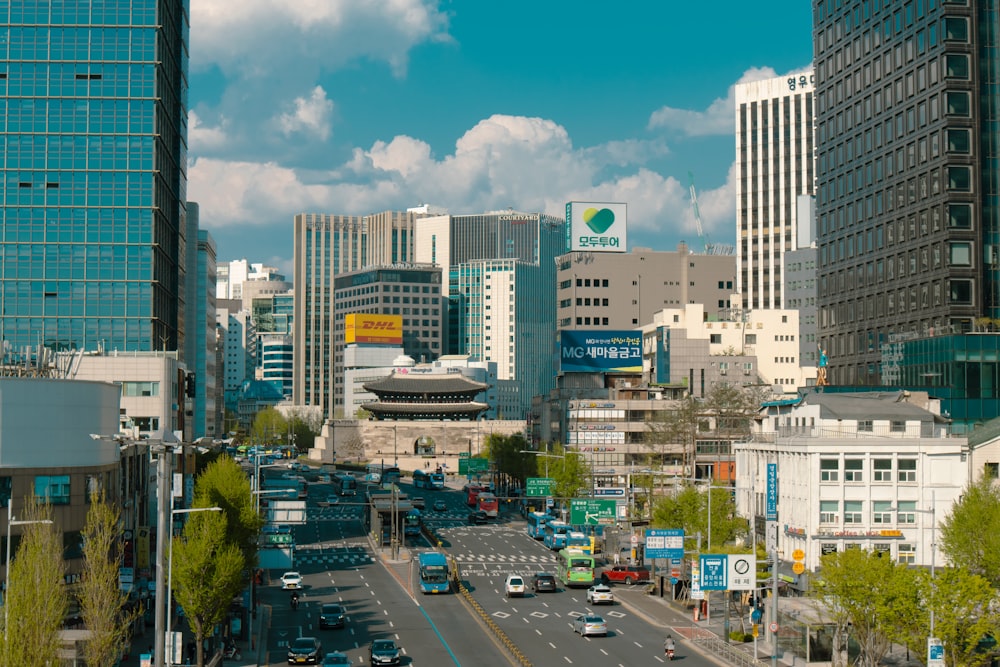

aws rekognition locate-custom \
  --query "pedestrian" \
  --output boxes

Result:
[613,551,620,565]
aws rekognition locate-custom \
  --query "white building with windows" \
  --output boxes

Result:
[733,390,967,576]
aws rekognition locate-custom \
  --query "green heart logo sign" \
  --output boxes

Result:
[583,207,616,234]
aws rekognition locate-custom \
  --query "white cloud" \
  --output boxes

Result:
[188,111,230,151]
[275,86,335,141]
[191,0,450,78]
[647,66,804,137]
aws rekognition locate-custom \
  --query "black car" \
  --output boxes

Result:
[531,572,557,592]
[467,510,488,525]
[287,636,322,664]
[369,639,401,666]
[318,603,345,629]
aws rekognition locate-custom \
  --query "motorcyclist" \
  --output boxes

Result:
[290,591,299,610]
[664,634,676,655]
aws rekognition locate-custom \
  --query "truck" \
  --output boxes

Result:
[599,564,651,585]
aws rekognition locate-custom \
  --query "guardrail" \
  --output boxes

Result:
[449,559,533,667]
[691,636,771,667]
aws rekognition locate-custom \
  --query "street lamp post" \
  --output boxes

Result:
[889,491,937,665]
[165,506,222,665]
[4,503,54,640]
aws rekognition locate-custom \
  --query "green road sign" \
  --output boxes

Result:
[458,457,489,474]
[459,452,470,458]
[525,477,555,497]
[570,498,617,525]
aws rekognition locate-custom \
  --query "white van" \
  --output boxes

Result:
[504,574,525,598]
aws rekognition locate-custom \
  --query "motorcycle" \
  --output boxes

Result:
[223,642,242,661]
[665,646,675,661]
[290,593,299,611]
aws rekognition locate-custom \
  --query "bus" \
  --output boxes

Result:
[404,509,422,538]
[417,552,450,594]
[556,549,596,588]
[477,493,499,518]
[543,520,570,550]
[366,463,401,485]
[526,512,549,539]
[413,469,445,490]
[567,531,592,555]
[332,473,357,496]
[465,484,486,507]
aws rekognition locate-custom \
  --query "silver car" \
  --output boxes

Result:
[573,614,608,637]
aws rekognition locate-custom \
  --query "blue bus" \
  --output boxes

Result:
[418,552,450,594]
[366,463,401,485]
[332,473,357,496]
[526,512,549,539]
[567,531,592,555]
[543,520,570,550]
[404,509,422,538]
[413,469,445,490]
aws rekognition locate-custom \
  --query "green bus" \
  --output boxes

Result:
[557,549,595,588]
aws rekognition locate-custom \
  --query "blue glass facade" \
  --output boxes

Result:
[0,0,189,357]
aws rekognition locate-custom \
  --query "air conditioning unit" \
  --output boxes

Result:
[720,369,728,376]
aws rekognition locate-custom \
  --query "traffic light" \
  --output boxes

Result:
[185,373,196,398]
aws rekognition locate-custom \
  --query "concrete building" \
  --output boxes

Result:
[216,260,287,303]
[182,204,218,438]
[0,378,125,586]
[734,390,965,578]
[735,73,816,311]
[556,244,737,331]
[217,304,255,415]
[815,1,1000,386]
[782,196,819,367]
[293,210,427,417]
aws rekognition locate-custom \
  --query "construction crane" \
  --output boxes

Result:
[688,172,734,256]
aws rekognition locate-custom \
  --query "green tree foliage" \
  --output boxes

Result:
[650,483,746,549]
[171,511,245,667]
[250,407,288,446]
[811,549,921,667]
[547,443,590,502]
[79,491,140,667]
[904,567,1000,667]
[0,497,68,665]
[939,474,1000,587]
[192,456,263,569]
[483,433,536,488]
[646,396,700,473]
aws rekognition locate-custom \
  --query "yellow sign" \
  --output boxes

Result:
[752,624,759,638]
[792,562,805,575]
[345,313,403,345]
[792,549,805,561]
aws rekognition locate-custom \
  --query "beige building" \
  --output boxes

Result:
[556,243,737,331]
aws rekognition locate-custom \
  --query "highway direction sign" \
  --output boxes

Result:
[569,498,616,525]
[458,458,489,474]
[525,477,555,497]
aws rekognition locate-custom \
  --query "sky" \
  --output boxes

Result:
[186,1,815,275]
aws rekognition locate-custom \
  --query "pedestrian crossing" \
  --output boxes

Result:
[292,544,374,567]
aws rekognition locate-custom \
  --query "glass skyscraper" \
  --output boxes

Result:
[0,1,190,360]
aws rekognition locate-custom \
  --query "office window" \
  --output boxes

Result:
[896,500,916,523]
[949,203,972,228]
[0,477,10,507]
[950,243,972,266]
[947,128,971,153]
[821,459,839,482]
[35,475,71,505]
[873,501,894,524]
[946,91,970,116]
[122,381,159,397]
[897,543,915,564]
[898,459,917,482]
[891,420,906,433]
[844,501,863,524]
[950,279,973,304]
[710,334,722,344]
[820,501,839,524]
[944,17,969,41]
[845,459,864,482]
[858,419,873,432]
[945,54,969,79]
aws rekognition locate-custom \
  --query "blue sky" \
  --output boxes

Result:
[187,1,814,274]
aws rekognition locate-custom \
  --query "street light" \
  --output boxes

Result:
[891,491,937,663]
[4,503,54,640]
[166,506,222,665]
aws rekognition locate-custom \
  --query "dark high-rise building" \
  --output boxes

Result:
[814,0,999,387]
[0,1,190,359]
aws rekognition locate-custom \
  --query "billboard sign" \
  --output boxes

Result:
[766,463,778,521]
[560,330,642,373]
[345,313,403,345]
[566,202,627,252]
[645,528,684,560]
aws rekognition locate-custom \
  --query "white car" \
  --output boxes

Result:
[586,584,614,605]
[281,571,303,590]
[504,574,526,598]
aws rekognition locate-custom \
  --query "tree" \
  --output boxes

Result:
[483,433,536,491]
[192,456,263,568]
[548,443,590,502]
[79,491,140,667]
[170,511,245,667]
[939,474,1000,587]
[811,549,921,667]
[0,496,68,666]
[250,406,287,446]
[646,396,699,477]
[649,483,746,549]
[902,567,1000,667]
